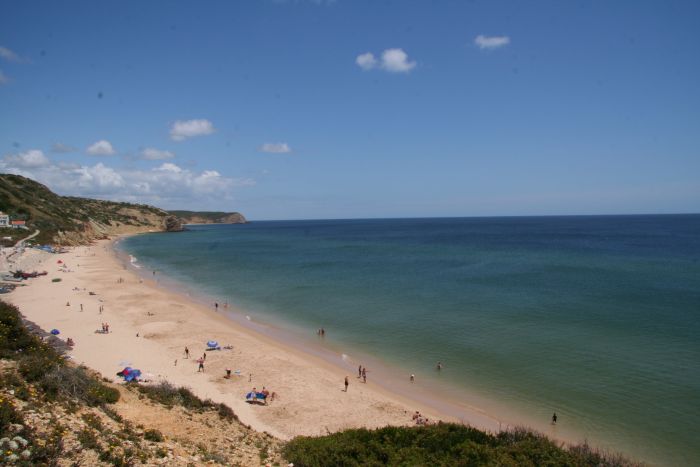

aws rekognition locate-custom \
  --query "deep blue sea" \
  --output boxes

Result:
[120,215,700,466]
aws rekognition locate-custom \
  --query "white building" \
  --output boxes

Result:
[0,212,9,227]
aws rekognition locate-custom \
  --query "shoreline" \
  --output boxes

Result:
[6,235,594,450]
[119,241,510,426]
[115,234,592,445]
[4,238,475,440]
[118,243,525,426]
[112,236,514,434]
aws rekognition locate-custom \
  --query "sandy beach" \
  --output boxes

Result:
[3,238,507,440]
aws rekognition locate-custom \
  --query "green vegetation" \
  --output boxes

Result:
[283,424,640,467]
[0,300,120,408]
[0,299,286,465]
[135,381,238,422]
[143,428,164,442]
[0,174,246,244]
[0,173,170,244]
[0,299,125,464]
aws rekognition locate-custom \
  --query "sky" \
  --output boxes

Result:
[1,0,698,220]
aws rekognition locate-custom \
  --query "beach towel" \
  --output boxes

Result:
[246,392,267,401]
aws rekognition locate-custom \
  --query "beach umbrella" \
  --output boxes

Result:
[206,340,219,348]
[50,329,60,335]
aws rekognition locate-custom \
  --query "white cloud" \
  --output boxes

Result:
[86,140,116,156]
[259,142,291,154]
[170,119,215,141]
[2,149,50,168]
[73,163,126,191]
[0,158,254,209]
[51,142,76,153]
[0,70,8,84]
[381,48,416,72]
[356,52,377,71]
[356,48,416,73]
[0,46,22,63]
[141,147,175,160]
[155,162,183,173]
[474,35,511,50]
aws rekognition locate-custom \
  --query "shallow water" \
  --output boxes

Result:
[120,215,700,465]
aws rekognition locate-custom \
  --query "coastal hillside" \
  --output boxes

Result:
[0,174,183,245]
[168,210,247,225]
[0,300,284,466]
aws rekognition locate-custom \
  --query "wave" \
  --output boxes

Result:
[129,255,141,269]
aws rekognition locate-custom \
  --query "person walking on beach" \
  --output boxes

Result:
[358,365,362,378]
[362,367,367,383]
[552,413,557,425]
[197,358,204,372]
[80,303,83,312]
[202,352,206,361]
[215,302,219,311]
[344,376,349,392]
[184,346,189,359]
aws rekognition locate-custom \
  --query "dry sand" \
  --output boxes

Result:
[4,239,505,440]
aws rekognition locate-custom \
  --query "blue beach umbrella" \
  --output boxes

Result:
[50,329,60,335]
[207,340,218,348]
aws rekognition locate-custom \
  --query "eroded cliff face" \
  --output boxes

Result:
[54,214,182,245]
[164,215,184,232]
[176,212,247,225]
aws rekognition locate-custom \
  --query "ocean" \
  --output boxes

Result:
[119,215,700,466]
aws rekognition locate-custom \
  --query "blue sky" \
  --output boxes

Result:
[1,0,698,220]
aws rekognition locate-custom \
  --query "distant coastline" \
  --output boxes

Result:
[168,210,247,225]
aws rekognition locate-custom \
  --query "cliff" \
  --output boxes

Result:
[0,174,183,245]
[167,210,247,225]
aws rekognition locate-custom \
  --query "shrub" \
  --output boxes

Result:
[0,301,47,358]
[101,405,124,423]
[0,396,23,436]
[81,412,104,431]
[136,382,238,420]
[77,428,101,451]
[29,422,64,465]
[40,365,120,406]
[19,353,61,383]
[283,424,640,467]
[144,429,164,442]
[216,402,238,421]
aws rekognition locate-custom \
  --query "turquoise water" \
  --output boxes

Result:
[120,215,700,465]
